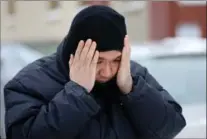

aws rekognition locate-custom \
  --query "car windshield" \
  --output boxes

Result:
[136,54,206,105]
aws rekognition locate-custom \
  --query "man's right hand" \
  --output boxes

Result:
[69,39,99,93]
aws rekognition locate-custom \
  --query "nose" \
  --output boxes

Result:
[101,63,112,78]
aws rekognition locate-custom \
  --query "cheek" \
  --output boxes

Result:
[95,64,102,77]
[111,62,120,74]
[114,62,120,73]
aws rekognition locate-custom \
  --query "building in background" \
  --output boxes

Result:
[1,1,149,44]
[1,1,206,45]
[149,1,206,40]
[1,1,78,43]
[111,1,149,44]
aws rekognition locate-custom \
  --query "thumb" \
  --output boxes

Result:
[69,54,74,66]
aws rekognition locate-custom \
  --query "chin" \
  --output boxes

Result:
[96,80,109,84]
[96,77,116,84]
[96,78,112,83]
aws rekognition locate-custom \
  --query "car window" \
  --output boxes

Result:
[1,46,43,85]
[136,55,206,105]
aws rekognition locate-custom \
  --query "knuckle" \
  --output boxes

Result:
[73,63,80,69]
[90,46,95,52]
[86,55,91,61]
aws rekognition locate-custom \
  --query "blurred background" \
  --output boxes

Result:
[0,1,206,139]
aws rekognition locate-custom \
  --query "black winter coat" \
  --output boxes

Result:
[4,43,186,139]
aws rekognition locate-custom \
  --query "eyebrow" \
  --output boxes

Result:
[99,56,121,60]
[115,56,121,60]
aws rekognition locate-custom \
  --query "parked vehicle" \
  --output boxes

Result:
[131,43,206,138]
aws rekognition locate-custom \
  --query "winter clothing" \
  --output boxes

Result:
[4,5,186,139]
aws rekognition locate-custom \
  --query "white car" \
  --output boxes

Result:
[0,43,44,139]
[1,43,44,83]
[131,44,206,138]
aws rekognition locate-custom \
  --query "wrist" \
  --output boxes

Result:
[121,76,133,94]
[70,80,91,93]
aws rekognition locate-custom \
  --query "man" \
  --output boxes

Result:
[4,5,186,139]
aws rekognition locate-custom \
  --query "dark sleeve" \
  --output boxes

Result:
[4,79,100,139]
[120,65,186,139]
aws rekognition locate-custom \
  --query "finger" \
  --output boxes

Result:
[80,39,92,61]
[121,46,127,64]
[74,40,84,62]
[124,35,131,60]
[91,50,99,67]
[124,35,128,47]
[69,54,74,66]
[85,41,97,66]
[120,46,131,70]
[124,35,130,54]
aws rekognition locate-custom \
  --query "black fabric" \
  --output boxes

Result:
[67,5,126,52]
[4,5,186,139]
[57,5,126,77]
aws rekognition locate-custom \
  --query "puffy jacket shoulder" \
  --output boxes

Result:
[4,54,66,102]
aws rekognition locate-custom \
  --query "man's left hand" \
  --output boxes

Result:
[117,35,133,94]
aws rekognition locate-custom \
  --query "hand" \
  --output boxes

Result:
[69,39,99,93]
[117,35,133,94]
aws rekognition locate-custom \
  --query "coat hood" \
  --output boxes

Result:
[56,5,127,79]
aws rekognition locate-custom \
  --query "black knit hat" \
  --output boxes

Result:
[65,5,127,54]
[56,5,127,77]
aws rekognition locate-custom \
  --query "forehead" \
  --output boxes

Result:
[99,50,121,60]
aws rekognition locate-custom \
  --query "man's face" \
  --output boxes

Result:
[96,50,122,83]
